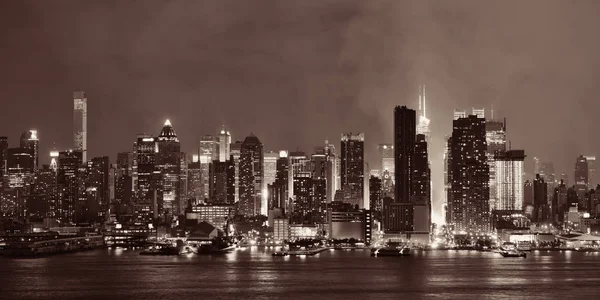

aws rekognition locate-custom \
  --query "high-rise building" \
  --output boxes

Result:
[416,85,431,144]
[369,176,382,214]
[533,157,541,176]
[574,155,589,201]
[584,156,596,188]
[156,120,182,215]
[269,151,289,212]
[20,130,39,171]
[199,135,218,201]
[486,119,506,211]
[239,134,264,216]
[378,144,394,183]
[33,164,58,219]
[133,135,156,204]
[87,156,110,218]
[2,147,34,217]
[412,134,431,232]
[263,151,278,188]
[57,150,83,223]
[494,150,525,211]
[73,91,87,162]
[187,157,202,205]
[394,106,416,204]
[533,174,548,222]
[341,133,364,207]
[324,141,339,203]
[217,126,232,162]
[230,140,242,203]
[114,152,133,205]
[209,159,235,204]
[524,180,533,207]
[449,115,490,232]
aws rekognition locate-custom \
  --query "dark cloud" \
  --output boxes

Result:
[2,0,600,221]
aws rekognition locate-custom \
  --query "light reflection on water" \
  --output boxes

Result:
[2,248,600,299]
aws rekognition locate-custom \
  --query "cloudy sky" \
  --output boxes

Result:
[2,0,600,221]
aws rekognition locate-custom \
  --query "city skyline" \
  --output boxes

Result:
[3,0,600,225]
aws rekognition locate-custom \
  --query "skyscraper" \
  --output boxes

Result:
[239,134,264,216]
[584,155,596,188]
[230,140,243,203]
[494,150,525,211]
[2,147,34,217]
[533,174,548,222]
[73,91,87,162]
[209,159,235,204]
[217,126,232,162]
[574,155,589,201]
[156,120,182,215]
[340,133,364,207]
[57,150,83,223]
[416,85,431,143]
[412,134,431,232]
[324,140,339,202]
[378,144,394,183]
[263,151,278,188]
[394,106,416,203]
[20,130,39,171]
[133,135,156,204]
[486,119,506,211]
[87,156,110,219]
[199,135,218,200]
[114,152,133,205]
[449,115,490,232]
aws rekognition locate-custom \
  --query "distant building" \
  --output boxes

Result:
[200,135,218,201]
[217,126,231,163]
[486,119,506,211]
[340,133,364,207]
[584,156,596,188]
[73,91,87,162]
[327,209,372,242]
[239,134,263,216]
[20,130,39,171]
[574,155,589,201]
[378,144,394,183]
[186,204,233,231]
[369,176,382,214]
[533,174,548,222]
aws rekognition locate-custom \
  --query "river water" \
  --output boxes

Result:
[2,248,600,299]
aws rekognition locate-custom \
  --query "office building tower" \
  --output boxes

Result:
[369,176,382,214]
[199,135,218,200]
[486,119,506,211]
[209,159,235,204]
[412,134,431,232]
[533,174,548,222]
[449,115,490,232]
[394,106,416,204]
[341,133,365,207]
[114,152,133,205]
[33,164,58,218]
[133,135,156,204]
[289,151,310,201]
[20,130,39,171]
[291,174,312,224]
[264,151,278,188]
[416,85,431,143]
[73,91,87,162]
[472,108,485,119]
[323,141,339,203]
[230,140,242,203]
[87,156,110,218]
[187,159,202,205]
[269,151,289,212]
[57,150,83,223]
[156,120,182,215]
[217,126,232,162]
[574,155,589,201]
[524,180,533,207]
[584,156,596,188]
[1,148,34,217]
[239,134,263,216]
[378,144,394,183]
[494,150,525,211]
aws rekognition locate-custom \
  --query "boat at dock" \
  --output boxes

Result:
[0,233,105,257]
[139,245,180,256]
[499,249,527,258]
[371,247,411,257]
[272,251,288,257]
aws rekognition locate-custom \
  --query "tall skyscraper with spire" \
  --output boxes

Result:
[416,85,431,144]
[73,91,87,162]
[156,119,182,215]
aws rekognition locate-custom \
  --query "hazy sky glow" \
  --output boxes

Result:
[2,0,600,222]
